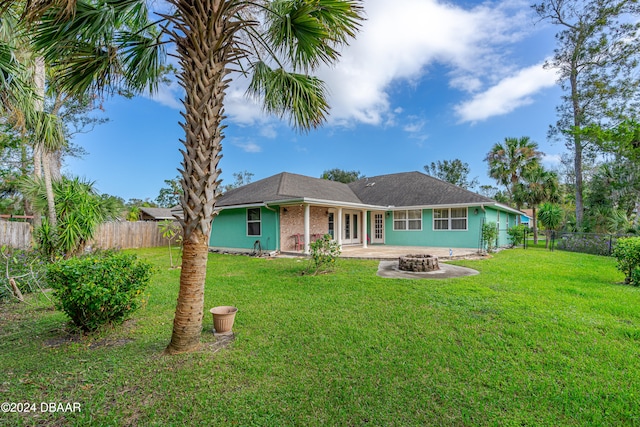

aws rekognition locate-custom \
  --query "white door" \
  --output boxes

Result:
[343,211,360,244]
[371,212,384,244]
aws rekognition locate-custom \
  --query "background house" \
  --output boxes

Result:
[139,207,180,221]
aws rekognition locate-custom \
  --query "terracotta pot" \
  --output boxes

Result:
[210,306,238,335]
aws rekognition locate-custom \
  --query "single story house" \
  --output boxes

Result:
[210,171,523,253]
[520,209,533,227]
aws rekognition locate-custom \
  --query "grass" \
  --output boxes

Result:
[1,247,639,426]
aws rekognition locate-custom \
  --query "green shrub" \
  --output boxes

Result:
[47,251,154,331]
[306,234,341,275]
[482,222,499,253]
[507,224,528,247]
[612,237,640,285]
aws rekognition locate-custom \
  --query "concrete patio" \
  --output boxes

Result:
[339,245,480,260]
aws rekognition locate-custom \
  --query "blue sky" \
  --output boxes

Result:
[66,0,565,202]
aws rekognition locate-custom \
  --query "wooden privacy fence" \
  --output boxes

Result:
[89,221,180,250]
[0,221,32,249]
[0,221,180,250]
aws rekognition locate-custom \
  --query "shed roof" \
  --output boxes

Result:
[139,207,177,220]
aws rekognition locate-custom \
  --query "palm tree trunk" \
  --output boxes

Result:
[167,229,208,353]
[165,0,230,354]
[32,56,47,228]
[42,150,57,227]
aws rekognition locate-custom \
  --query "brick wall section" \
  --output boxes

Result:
[280,205,332,252]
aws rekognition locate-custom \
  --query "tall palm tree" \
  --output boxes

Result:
[2,6,58,226]
[485,136,542,209]
[10,0,364,354]
[515,165,560,244]
[0,9,63,153]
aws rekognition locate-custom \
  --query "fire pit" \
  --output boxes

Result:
[398,254,440,272]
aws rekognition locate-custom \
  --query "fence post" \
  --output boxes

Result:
[609,235,613,256]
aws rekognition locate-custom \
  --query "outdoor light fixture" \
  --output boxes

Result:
[474,208,479,215]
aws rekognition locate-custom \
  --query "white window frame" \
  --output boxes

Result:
[393,209,422,231]
[433,207,468,231]
[247,207,261,236]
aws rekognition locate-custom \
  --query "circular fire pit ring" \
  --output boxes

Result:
[398,254,440,272]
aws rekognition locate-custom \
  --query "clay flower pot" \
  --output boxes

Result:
[210,306,238,335]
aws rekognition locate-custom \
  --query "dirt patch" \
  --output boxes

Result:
[202,332,235,354]
[43,332,84,348]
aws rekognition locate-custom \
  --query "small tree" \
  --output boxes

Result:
[306,234,341,275]
[155,176,183,208]
[159,219,182,268]
[613,237,640,285]
[482,222,499,253]
[320,169,364,184]
[20,176,119,259]
[222,171,255,193]
[538,203,564,248]
[424,159,479,190]
[507,224,528,247]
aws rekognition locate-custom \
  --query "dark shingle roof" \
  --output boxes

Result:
[216,172,361,207]
[348,171,494,207]
[216,171,495,208]
[139,207,177,220]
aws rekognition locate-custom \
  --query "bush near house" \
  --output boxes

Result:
[612,237,640,285]
[482,222,499,252]
[507,224,528,247]
[306,234,341,275]
[47,251,153,331]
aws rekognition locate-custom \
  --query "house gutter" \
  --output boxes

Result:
[279,197,385,210]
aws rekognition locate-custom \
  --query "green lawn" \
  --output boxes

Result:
[1,247,639,426]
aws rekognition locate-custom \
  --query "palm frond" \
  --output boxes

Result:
[265,0,363,71]
[248,61,329,130]
[28,0,165,96]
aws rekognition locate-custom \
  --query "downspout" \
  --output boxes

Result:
[264,204,279,252]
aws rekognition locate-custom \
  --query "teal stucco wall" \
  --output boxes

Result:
[210,206,279,251]
[477,208,516,247]
[381,206,516,249]
[211,205,517,251]
[382,207,481,248]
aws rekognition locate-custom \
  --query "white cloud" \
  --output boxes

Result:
[317,0,536,125]
[231,139,262,153]
[259,125,278,139]
[542,153,563,167]
[147,80,183,110]
[454,63,557,123]
[223,79,267,125]
[403,118,425,134]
